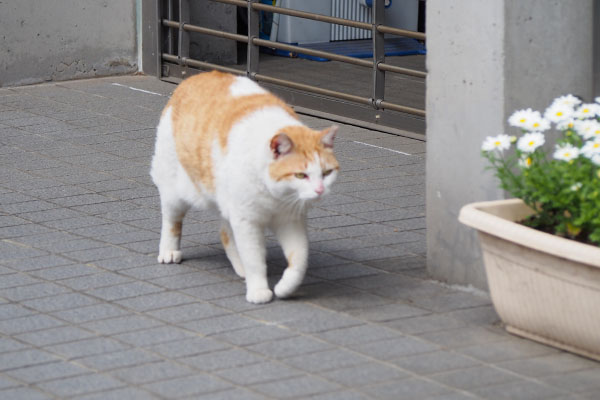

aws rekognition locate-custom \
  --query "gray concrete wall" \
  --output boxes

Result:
[0,1,137,87]
[426,0,595,290]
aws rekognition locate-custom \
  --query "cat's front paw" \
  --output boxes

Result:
[157,250,182,264]
[246,288,273,304]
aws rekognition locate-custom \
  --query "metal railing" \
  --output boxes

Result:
[157,0,426,128]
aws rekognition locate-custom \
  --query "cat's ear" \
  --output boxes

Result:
[321,126,338,148]
[270,133,294,159]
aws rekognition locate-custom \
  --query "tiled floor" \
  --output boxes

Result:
[0,75,598,399]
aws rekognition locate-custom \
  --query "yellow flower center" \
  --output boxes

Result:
[583,108,590,113]
[556,111,563,117]
[494,141,501,146]
[519,118,526,123]
[594,143,600,148]
[533,122,540,128]
[526,158,532,166]
[565,152,571,157]
[528,141,535,146]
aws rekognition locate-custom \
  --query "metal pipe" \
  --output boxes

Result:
[162,19,248,43]
[379,100,426,117]
[377,25,426,41]
[252,38,372,68]
[377,63,426,79]
[161,53,245,76]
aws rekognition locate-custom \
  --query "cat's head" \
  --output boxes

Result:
[267,125,339,201]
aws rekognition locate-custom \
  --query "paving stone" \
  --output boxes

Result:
[86,281,163,301]
[0,386,53,400]
[147,302,230,324]
[22,292,99,312]
[0,349,59,372]
[497,352,600,378]
[72,387,160,400]
[251,375,341,399]
[81,314,162,335]
[283,348,371,373]
[347,302,430,322]
[0,303,37,320]
[47,337,130,359]
[181,348,265,371]
[321,362,410,387]
[182,314,260,336]
[143,374,232,398]
[214,361,302,386]
[36,373,125,398]
[109,360,194,385]
[52,303,129,324]
[540,369,600,394]
[353,336,440,360]
[0,314,65,335]
[15,326,96,347]
[393,350,481,375]
[115,325,196,347]
[150,337,231,359]
[472,379,569,400]
[247,335,333,359]
[431,365,519,390]
[360,378,453,400]
[315,324,401,346]
[28,264,98,281]
[77,348,161,371]
[6,361,91,383]
[216,324,296,347]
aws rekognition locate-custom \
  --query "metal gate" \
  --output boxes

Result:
[142,0,426,137]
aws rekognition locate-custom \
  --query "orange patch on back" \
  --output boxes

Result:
[269,126,339,181]
[166,71,297,191]
[171,221,183,238]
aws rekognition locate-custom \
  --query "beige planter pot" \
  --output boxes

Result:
[459,199,600,361]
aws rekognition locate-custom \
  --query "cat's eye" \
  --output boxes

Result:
[322,169,333,177]
[294,172,308,179]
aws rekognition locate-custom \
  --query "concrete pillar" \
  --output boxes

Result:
[426,0,595,290]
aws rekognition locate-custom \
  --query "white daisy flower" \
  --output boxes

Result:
[552,94,582,108]
[544,102,574,124]
[481,134,511,152]
[574,103,600,119]
[518,156,533,168]
[525,116,551,132]
[570,182,583,191]
[575,119,600,139]
[553,144,580,162]
[581,138,600,158]
[508,108,541,130]
[591,154,600,166]
[595,96,600,104]
[557,118,576,131]
[517,132,545,153]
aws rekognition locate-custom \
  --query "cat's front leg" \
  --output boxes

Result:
[229,218,273,304]
[273,219,309,299]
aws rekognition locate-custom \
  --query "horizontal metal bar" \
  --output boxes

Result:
[379,100,426,117]
[161,53,245,75]
[377,25,426,41]
[252,38,372,68]
[253,73,373,106]
[210,0,371,30]
[162,19,248,43]
[377,63,426,79]
[161,55,426,117]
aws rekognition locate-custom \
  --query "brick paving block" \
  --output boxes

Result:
[81,314,162,336]
[51,303,129,324]
[0,349,59,372]
[247,335,333,359]
[251,375,341,399]
[0,303,37,320]
[115,291,196,312]
[180,280,246,301]
[147,302,230,324]
[431,365,519,391]
[214,361,303,386]
[420,326,510,349]
[360,377,453,400]
[182,314,260,336]
[216,324,296,347]
[115,325,196,347]
[87,281,163,301]
[151,336,231,359]
[0,241,48,261]
[385,313,468,335]
[36,373,125,398]
[15,326,96,347]
[0,272,41,289]
[497,352,600,378]
[0,314,65,335]
[47,337,131,360]
[540,369,600,394]
[29,264,98,282]
[72,387,160,400]
[63,246,141,263]
[150,271,232,291]
[472,379,568,400]
[354,336,441,360]
[0,337,30,354]
[322,362,409,387]
[315,324,401,347]
[283,348,371,373]
[180,348,265,372]
[0,386,53,400]
[347,302,430,323]
[392,350,481,375]
[109,360,194,385]
[5,361,91,384]
[458,338,559,363]
[143,375,232,398]
[77,348,160,371]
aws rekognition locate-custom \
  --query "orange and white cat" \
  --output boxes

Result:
[150,71,339,303]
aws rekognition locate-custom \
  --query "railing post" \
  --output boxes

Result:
[372,0,385,110]
[247,0,260,78]
[178,0,190,73]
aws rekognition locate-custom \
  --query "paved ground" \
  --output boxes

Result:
[0,75,599,400]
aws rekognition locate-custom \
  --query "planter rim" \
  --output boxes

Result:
[459,198,600,269]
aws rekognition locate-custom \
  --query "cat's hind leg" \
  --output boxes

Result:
[157,195,190,264]
[273,219,309,299]
[220,219,245,278]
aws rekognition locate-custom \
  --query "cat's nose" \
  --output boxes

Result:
[315,182,324,195]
